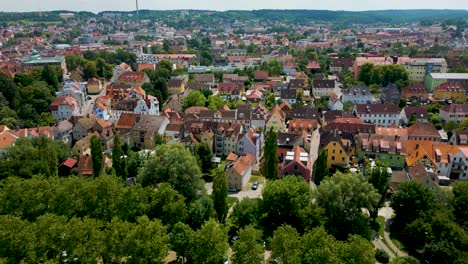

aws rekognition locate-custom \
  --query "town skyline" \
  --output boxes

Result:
[2,0,468,12]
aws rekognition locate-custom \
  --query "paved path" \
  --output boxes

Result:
[372,238,396,259]
[376,203,408,258]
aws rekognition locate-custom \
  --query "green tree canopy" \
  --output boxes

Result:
[138,144,205,201]
[212,168,228,223]
[232,225,264,264]
[183,90,207,109]
[90,135,103,177]
[263,128,279,180]
[191,218,229,264]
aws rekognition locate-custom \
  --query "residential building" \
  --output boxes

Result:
[87,78,104,94]
[330,58,354,74]
[72,115,97,141]
[23,55,67,74]
[281,146,312,182]
[328,96,343,111]
[407,122,442,143]
[433,82,467,101]
[400,107,429,125]
[280,89,297,105]
[218,83,243,100]
[168,79,186,94]
[401,58,447,82]
[237,128,263,161]
[357,133,405,169]
[59,82,87,110]
[287,106,319,121]
[288,119,318,134]
[323,117,376,134]
[342,85,374,104]
[312,79,336,97]
[132,115,170,149]
[112,62,132,82]
[353,104,400,127]
[50,96,80,121]
[434,145,468,180]
[254,70,269,82]
[194,74,215,86]
[439,104,468,123]
[424,73,468,92]
[111,96,160,121]
[400,83,429,102]
[225,153,255,191]
[449,130,468,145]
[319,129,350,168]
[380,83,400,104]
[116,72,150,87]
[266,105,286,132]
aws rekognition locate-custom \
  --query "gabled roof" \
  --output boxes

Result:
[116,113,139,130]
[0,131,19,149]
[355,104,400,114]
[403,107,429,119]
[407,122,440,138]
[230,153,256,176]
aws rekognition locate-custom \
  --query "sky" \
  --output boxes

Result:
[2,0,468,12]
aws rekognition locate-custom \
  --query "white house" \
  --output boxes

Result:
[342,85,374,104]
[50,96,80,121]
[112,62,132,82]
[328,96,343,111]
[354,104,400,127]
[237,128,264,161]
[111,97,160,121]
[399,107,429,125]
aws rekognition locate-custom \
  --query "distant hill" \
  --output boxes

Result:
[1,9,467,25]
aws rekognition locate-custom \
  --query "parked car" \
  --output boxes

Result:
[251,182,259,190]
[228,187,238,193]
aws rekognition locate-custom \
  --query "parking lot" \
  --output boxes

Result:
[205,178,264,200]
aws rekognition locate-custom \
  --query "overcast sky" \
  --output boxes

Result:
[2,0,468,12]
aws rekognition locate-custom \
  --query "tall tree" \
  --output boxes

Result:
[270,225,302,264]
[232,225,264,264]
[41,65,60,90]
[212,168,228,223]
[138,144,205,201]
[261,176,315,235]
[317,172,380,239]
[452,181,468,227]
[313,149,329,185]
[196,142,213,175]
[391,181,435,227]
[368,162,391,221]
[358,63,374,86]
[191,218,229,264]
[112,133,126,180]
[90,135,103,177]
[171,222,195,264]
[263,128,278,180]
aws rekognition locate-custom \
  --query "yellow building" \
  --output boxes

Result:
[319,130,350,168]
[265,105,286,132]
[168,79,186,95]
[433,82,467,102]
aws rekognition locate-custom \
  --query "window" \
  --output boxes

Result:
[332,156,335,160]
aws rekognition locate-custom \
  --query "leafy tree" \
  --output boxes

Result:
[358,63,374,85]
[83,60,98,79]
[0,73,20,109]
[138,144,205,201]
[444,120,458,132]
[171,222,195,263]
[343,101,354,112]
[317,172,380,239]
[341,235,376,264]
[95,58,113,80]
[192,219,229,264]
[300,227,342,264]
[232,225,264,264]
[231,198,261,230]
[159,59,173,74]
[41,65,60,90]
[390,256,420,264]
[187,195,215,229]
[375,249,390,263]
[90,135,103,177]
[112,133,126,180]
[183,90,207,109]
[313,149,329,185]
[65,54,83,72]
[452,181,468,227]
[212,168,228,223]
[391,181,435,227]
[207,95,225,110]
[261,176,315,235]
[367,163,391,221]
[195,142,213,174]
[263,128,278,180]
[457,118,468,130]
[149,183,188,226]
[270,225,302,264]
[268,59,282,76]
[38,112,57,126]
